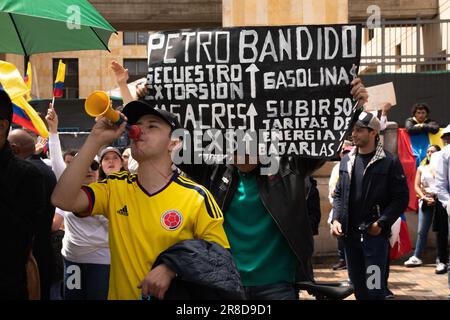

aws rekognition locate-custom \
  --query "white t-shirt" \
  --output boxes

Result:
[430,150,442,172]
[418,164,436,196]
[56,208,110,265]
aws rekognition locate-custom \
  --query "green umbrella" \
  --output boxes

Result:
[0,0,116,55]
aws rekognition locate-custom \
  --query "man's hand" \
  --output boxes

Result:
[136,82,148,99]
[35,138,47,155]
[350,78,369,107]
[138,264,176,300]
[367,221,382,236]
[423,196,435,206]
[331,220,344,238]
[45,106,58,134]
[381,102,392,116]
[88,114,127,147]
[110,60,129,85]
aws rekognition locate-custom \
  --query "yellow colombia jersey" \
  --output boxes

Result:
[82,171,230,300]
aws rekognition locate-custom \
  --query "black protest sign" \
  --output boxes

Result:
[144,24,362,159]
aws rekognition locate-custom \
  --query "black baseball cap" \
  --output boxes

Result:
[0,89,13,124]
[122,100,181,131]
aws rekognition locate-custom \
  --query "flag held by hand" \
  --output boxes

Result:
[53,59,66,98]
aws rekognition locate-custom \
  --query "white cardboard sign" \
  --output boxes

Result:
[365,82,396,111]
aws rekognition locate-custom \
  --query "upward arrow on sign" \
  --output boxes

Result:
[242,131,256,155]
[246,103,258,131]
[245,64,260,98]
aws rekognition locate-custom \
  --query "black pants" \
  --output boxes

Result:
[434,201,449,263]
[344,233,389,300]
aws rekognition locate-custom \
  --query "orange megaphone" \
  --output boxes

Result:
[85,91,141,141]
[85,90,121,122]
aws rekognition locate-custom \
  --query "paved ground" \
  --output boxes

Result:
[300,263,450,300]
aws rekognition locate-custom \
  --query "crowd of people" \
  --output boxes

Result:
[1,60,450,301]
[402,104,450,278]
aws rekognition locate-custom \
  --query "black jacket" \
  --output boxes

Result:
[179,156,325,281]
[153,239,244,300]
[332,143,409,237]
[27,155,57,300]
[305,176,321,236]
[0,143,45,299]
[405,117,440,135]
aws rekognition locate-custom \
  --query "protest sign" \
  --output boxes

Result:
[144,24,362,162]
[365,82,396,111]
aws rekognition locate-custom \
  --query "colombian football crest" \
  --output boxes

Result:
[161,210,183,231]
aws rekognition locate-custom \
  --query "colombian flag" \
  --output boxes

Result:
[390,214,412,260]
[397,128,445,211]
[53,59,66,98]
[24,62,32,101]
[10,96,39,136]
[0,61,48,138]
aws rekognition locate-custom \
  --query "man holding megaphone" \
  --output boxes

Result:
[51,101,234,300]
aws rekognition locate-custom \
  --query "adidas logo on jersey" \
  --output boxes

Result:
[117,205,129,216]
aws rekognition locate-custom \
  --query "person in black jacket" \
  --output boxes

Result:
[8,129,57,300]
[405,103,440,135]
[331,112,409,300]
[176,79,367,300]
[0,90,46,299]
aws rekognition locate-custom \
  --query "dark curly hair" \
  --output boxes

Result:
[411,103,430,117]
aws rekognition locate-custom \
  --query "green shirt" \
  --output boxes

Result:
[224,171,298,286]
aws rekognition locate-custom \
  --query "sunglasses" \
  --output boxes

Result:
[90,161,99,171]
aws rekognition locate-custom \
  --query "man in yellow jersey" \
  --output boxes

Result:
[51,101,231,300]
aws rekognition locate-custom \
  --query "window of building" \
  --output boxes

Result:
[137,32,149,45]
[364,28,375,43]
[123,32,149,45]
[123,59,148,82]
[395,44,402,70]
[52,58,79,98]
